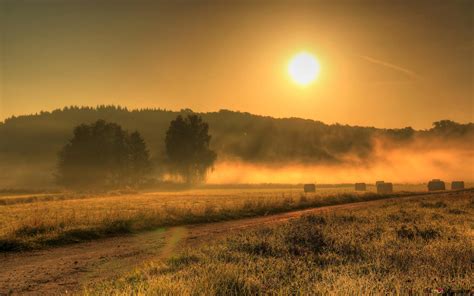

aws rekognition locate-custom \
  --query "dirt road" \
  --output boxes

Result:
[0,191,467,295]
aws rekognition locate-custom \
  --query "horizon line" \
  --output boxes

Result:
[1,104,471,131]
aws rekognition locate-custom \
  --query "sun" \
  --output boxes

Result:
[288,52,321,86]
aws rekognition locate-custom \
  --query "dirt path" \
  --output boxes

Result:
[0,190,467,295]
[0,228,180,295]
[183,191,467,245]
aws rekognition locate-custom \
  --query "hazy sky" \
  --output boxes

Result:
[1,0,472,128]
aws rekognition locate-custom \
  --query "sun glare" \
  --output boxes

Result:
[288,52,320,86]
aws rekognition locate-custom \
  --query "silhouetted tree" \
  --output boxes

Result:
[128,131,152,185]
[57,120,151,189]
[431,120,473,136]
[165,114,217,184]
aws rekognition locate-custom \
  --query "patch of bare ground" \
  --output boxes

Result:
[0,228,177,295]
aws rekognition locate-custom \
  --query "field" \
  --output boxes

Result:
[0,184,431,252]
[87,191,474,295]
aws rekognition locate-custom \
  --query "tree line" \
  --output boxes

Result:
[57,114,216,189]
[2,107,472,166]
[0,106,472,188]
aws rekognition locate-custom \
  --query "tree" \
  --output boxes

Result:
[57,120,151,189]
[128,131,152,185]
[165,114,217,184]
[431,120,472,136]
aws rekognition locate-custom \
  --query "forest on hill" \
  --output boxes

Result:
[0,106,473,188]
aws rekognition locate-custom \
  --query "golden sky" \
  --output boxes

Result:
[1,0,473,128]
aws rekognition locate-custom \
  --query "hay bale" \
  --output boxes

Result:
[355,183,366,191]
[376,182,393,194]
[428,179,445,191]
[451,181,464,190]
[303,184,316,193]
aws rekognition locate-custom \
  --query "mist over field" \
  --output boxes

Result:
[209,125,474,184]
[209,140,473,184]
[0,106,472,188]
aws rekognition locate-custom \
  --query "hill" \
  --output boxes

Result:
[0,106,472,188]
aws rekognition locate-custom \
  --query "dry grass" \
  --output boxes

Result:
[0,185,431,251]
[87,191,474,295]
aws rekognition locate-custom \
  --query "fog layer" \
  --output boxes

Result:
[209,138,473,184]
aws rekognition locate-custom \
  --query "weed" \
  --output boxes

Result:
[420,201,447,208]
[396,225,440,241]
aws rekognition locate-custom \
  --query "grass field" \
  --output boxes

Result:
[87,191,474,295]
[0,184,436,252]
